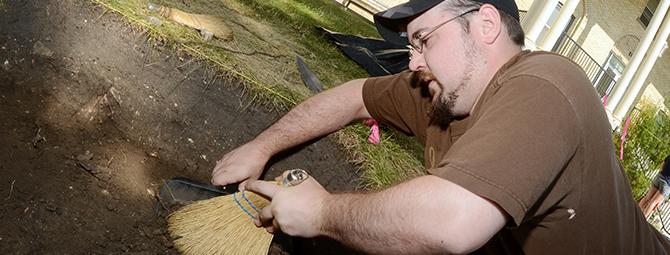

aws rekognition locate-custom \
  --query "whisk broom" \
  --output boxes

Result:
[167,169,309,255]
[148,3,234,41]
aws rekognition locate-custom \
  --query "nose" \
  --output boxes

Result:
[408,50,425,72]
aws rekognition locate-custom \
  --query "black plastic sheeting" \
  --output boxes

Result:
[318,27,409,77]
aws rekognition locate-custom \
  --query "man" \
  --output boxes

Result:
[640,154,670,218]
[212,0,670,253]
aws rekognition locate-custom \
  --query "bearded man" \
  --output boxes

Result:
[211,0,670,253]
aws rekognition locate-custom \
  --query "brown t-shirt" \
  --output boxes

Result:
[362,50,670,254]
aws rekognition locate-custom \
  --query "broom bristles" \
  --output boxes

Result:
[168,191,273,255]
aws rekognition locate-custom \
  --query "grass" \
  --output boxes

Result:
[92,0,424,189]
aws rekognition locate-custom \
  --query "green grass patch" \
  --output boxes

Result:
[92,0,424,189]
[615,101,670,200]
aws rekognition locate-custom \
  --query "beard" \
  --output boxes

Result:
[417,69,470,129]
[429,90,458,129]
[422,33,480,129]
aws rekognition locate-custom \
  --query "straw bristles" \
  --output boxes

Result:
[159,6,234,40]
[168,191,273,255]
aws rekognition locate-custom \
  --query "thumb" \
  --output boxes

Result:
[245,180,280,200]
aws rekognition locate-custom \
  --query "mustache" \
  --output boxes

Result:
[416,71,437,83]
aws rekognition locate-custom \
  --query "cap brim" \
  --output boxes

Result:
[373,0,442,46]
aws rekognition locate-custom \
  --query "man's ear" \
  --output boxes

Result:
[476,4,502,45]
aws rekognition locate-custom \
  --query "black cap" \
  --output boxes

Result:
[374,0,520,45]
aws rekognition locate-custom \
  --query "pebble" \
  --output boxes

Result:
[45,203,57,212]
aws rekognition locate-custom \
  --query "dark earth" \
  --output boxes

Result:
[0,0,364,254]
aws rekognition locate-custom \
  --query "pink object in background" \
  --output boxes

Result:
[364,119,381,144]
[620,115,632,160]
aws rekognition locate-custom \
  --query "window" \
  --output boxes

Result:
[594,52,625,97]
[639,0,660,28]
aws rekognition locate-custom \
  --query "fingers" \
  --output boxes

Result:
[257,204,274,227]
[211,167,247,186]
[254,201,279,234]
[210,145,267,187]
[245,180,280,200]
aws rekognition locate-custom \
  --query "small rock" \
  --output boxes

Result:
[94,166,113,180]
[32,41,54,57]
[76,151,94,161]
[45,202,57,212]
[76,161,94,172]
[106,204,115,211]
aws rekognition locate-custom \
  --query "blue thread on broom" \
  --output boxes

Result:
[233,191,259,220]
[242,192,261,212]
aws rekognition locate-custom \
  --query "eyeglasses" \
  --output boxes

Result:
[408,9,478,57]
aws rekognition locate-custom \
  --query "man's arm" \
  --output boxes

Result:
[322,175,507,254]
[248,175,508,254]
[211,78,372,186]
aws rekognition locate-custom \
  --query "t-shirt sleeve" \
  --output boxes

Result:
[362,71,431,139]
[429,75,580,226]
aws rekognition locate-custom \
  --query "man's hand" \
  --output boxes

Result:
[211,142,270,189]
[246,172,330,237]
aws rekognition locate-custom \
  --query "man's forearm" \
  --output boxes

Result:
[320,175,507,254]
[250,79,370,156]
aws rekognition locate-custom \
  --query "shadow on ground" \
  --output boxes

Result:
[0,0,363,253]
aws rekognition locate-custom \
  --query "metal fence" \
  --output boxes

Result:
[552,32,617,98]
[653,195,670,237]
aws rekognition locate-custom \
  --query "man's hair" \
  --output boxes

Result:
[441,0,525,46]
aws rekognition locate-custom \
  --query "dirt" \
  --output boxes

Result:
[0,0,363,254]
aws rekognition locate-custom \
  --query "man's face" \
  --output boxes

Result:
[406,5,482,127]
